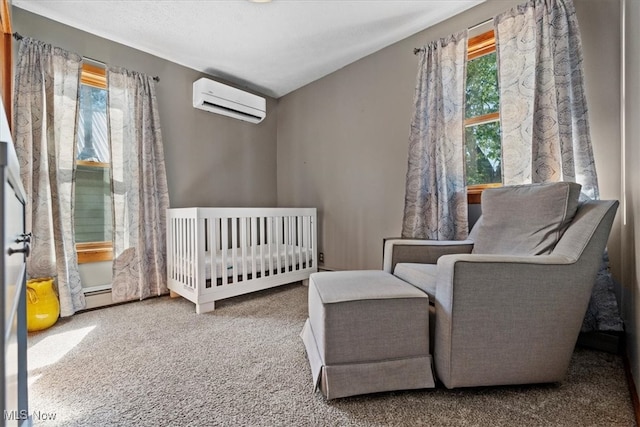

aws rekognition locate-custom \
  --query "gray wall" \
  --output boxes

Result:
[13,7,278,210]
[577,0,622,287]
[277,0,623,275]
[623,0,640,401]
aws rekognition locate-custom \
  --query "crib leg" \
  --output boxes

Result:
[196,301,216,314]
[302,279,309,287]
[169,290,180,298]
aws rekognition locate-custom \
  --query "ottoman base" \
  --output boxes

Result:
[302,320,434,399]
[301,270,435,399]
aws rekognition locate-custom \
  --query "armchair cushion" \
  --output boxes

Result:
[393,263,438,300]
[470,182,582,255]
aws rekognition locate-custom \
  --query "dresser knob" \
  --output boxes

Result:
[8,242,30,257]
[15,232,32,244]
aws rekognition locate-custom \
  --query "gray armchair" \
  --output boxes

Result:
[383,182,619,389]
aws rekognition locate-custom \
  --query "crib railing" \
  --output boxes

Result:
[167,207,317,313]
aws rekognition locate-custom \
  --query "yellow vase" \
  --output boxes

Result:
[26,278,60,332]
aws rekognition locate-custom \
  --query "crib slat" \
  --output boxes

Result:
[266,216,272,275]
[286,216,291,271]
[197,217,206,292]
[231,218,238,283]
[303,216,311,268]
[292,216,297,270]
[221,220,229,286]
[174,217,178,281]
[301,216,307,268]
[311,214,316,268]
[184,219,188,286]
[215,218,221,284]
[188,218,192,287]
[192,218,197,286]
[183,218,188,285]
[276,216,282,274]
[190,218,194,288]
[297,216,302,271]
[278,216,289,273]
[168,217,174,281]
[241,217,248,282]
[286,216,294,271]
[189,218,194,287]
[182,218,186,285]
[209,218,217,287]
[176,218,181,283]
[259,217,265,278]
[251,217,257,279]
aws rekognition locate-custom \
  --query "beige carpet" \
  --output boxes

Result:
[27,283,635,426]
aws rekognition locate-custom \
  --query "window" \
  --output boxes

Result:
[465,29,502,203]
[0,0,13,119]
[75,62,113,263]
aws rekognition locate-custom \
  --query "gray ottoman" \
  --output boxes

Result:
[301,270,435,399]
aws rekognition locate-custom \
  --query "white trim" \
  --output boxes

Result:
[83,290,115,310]
[82,284,112,294]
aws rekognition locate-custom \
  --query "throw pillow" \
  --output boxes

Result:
[470,182,582,255]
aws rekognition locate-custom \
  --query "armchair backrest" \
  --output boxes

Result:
[552,199,618,263]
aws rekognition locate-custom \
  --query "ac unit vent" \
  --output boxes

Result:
[201,100,263,122]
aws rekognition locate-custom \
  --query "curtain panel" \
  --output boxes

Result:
[401,31,468,240]
[495,0,619,333]
[108,68,170,302]
[13,37,85,316]
[495,0,599,199]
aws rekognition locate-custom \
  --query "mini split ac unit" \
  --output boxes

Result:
[193,78,266,124]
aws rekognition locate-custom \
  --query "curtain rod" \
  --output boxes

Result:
[412,17,493,55]
[12,32,160,82]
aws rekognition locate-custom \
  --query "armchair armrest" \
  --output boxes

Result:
[382,238,474,273]
[433,253,591,388]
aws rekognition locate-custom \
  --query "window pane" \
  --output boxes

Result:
[465,52,499,119]
[465,121,501,186]
[77,84,109,163]
[74,165,112,243]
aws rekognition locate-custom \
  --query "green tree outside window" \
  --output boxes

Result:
[465,48,501,186]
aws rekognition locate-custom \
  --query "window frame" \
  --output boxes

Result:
[1,0,12,121]
[75,63,113,264]
[465,28,501,204]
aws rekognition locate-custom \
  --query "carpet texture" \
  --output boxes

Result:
[28,283,635,426]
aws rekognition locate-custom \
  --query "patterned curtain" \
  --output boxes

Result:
[495,0,599,199]
[496,0,620,334]
[108,68,170,302]
[13,37,85,317]
[402,31,468,240]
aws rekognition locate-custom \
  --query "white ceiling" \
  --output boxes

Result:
[13,0,484,98]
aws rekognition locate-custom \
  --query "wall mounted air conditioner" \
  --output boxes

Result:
[193,78,266,124]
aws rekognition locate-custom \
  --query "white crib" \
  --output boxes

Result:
[167,207,317,313]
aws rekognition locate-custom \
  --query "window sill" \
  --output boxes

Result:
[467,183,501,205]
[77,241,113,264]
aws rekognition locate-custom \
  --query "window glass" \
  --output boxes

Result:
[465,52,499,118]
[74,164,112,243]
[74,74,112,247]
[465,35,501,187]
[465,121,501,186]
[77,84,109,163]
